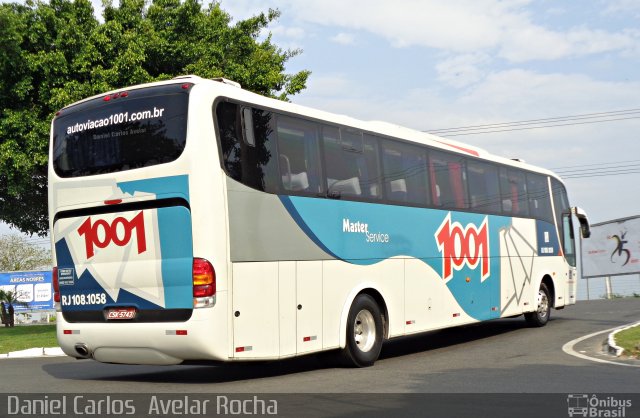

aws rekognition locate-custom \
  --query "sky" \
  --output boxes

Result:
[1,0,640,246]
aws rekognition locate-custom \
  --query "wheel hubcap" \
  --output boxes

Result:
[537,290,549,318]
[353,309,376,352]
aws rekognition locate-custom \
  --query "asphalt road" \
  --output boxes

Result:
[2,298,639,394]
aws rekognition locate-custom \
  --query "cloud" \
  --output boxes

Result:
[499,26,638,62]
[304,74,363,98]
[270,25,306,39]
[602,0,640,17]
[455,70,640,116]
[287,0,504,51]
[277,0,639,63]
[301,69,640,133]
[218,0,275,21]
[331,33,356,45]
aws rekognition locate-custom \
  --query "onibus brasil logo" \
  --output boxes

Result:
[435,213,490,282]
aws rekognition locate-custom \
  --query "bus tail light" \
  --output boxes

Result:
[52,267,61,311]
[193,258,216,308]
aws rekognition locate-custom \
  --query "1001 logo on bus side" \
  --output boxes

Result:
[77,212,147,259]
[435,213,490,282]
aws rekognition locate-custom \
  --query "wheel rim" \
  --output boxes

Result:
[353,309,376,352]
[537,289,549,318]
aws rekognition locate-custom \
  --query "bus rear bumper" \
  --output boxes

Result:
[56,297,228,365]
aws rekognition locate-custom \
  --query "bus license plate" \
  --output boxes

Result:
[106,308,136,320]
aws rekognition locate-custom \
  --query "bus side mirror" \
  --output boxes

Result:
[572,207,591,239]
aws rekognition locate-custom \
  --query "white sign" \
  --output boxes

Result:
[34,283,52,302]
[15,284,34,303]
[582,216,640,278]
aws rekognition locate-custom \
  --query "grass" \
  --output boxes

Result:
[0,325,57,354]
[615,325,640,358]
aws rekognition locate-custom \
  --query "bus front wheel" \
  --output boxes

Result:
[525,283,551,327]
[341,294,383,367]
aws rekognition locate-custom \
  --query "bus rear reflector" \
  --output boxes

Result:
[166,330,188,336]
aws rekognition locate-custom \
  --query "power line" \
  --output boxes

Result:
[424,108,640,136]
[430,115,640,136]
[561,170,640,179]
[548,159,640,180]
[550,159,640,171]
[427,108,640,133]
[423,110,640,179]
[554,162,640,176]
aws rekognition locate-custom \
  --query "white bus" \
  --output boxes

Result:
[49,76,590,367]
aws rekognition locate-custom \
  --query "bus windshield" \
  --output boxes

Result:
[52,83,190,178]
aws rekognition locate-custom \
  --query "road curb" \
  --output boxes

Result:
[607,321,640,357]
[1,347,65,359]
[562,322,640,367]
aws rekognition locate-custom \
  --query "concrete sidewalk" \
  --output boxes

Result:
[0,347,65,359]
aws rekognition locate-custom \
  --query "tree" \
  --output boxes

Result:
[0,234,51,271]
[0,0,310,235]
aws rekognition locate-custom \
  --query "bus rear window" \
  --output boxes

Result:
[52,84,189,177]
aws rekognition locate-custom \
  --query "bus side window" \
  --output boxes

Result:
[562,212,577,267]
[362,135,381,198]
[275,116,323,194]
[429,151,468,209]
[216,102,278,193]
[322,127,381,199]
[551,179,570,229]
[499,167,529,217]
[467,160,500,213]
[527,173,553,222]
[381,140,429,205]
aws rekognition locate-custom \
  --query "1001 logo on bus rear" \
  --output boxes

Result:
[77,212,147,259]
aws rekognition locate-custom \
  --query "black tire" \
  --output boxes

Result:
[525,283,551,327]
[341,294,384,367]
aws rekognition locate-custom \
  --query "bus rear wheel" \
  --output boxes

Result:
[525,283,551,327]
[341,294,383,367]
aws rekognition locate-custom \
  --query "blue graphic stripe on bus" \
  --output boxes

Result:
[118,176,193,310]
[279,195,513,321]
[278,196,341,260]
[118,174,190,203]
[156,206,194,309]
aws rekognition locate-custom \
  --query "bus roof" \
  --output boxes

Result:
[57,75,561,182]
